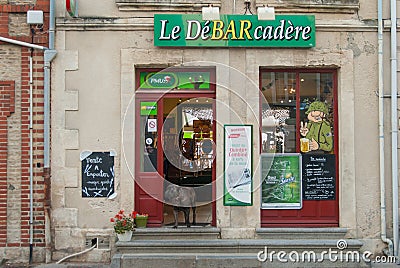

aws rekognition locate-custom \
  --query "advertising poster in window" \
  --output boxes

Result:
[261,154,302,209]
[224,125,253,206]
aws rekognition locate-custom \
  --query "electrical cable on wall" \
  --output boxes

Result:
[56,242,97,264]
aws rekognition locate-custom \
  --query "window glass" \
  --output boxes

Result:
[299,73,334,154]
[140,102,158,172]
[261,72,297,153]
[261,70,335,154]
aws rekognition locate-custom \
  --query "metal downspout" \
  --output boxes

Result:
[44,0,57,264]
[44,0,57,168]
[390,0,399,257]
[378,0,394,255]
[29,49,34,264]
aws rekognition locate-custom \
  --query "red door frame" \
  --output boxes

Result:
[134,67,217,227]
[259,68,339,227]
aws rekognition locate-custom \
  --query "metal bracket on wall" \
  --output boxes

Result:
[375,91,400,98]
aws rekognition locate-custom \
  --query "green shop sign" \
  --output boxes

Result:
[139,71,212,90]
[154,14,315,47]
[140,101,157,116]
[144,72,178,88]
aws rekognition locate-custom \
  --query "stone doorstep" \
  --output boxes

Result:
[115,239,363,254]
[133,227,221,240]
[132,227,348,240]
[112,253,369,268]
[256,228,349,240]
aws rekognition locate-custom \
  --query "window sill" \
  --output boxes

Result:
[116,0,221,12]
[256,0,359,14]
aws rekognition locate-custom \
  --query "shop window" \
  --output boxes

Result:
[260,70,336,155]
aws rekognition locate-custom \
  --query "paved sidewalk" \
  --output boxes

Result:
[32,264,110,268]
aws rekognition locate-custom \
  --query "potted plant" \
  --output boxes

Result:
[110,209,138,241]
[135,213,148,228]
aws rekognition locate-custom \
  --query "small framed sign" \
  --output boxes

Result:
[224,125,253,206]
[81,151,115,198]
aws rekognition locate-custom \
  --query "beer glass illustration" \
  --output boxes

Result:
[300,138,310,153]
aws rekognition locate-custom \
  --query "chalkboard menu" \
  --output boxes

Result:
[81,152,115,198]
[302,154,336,200]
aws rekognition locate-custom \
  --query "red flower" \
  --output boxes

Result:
[118,209,124,215]
[131,211,138,219]
[110,218,115,223]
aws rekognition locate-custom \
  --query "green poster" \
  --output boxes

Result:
[140,102,157,116]
[154,14,315,48]
[261,153,302,209]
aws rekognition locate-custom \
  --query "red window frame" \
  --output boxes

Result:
[259,68,339,226]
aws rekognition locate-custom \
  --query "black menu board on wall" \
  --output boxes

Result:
[302,154,336,200]
[81,152,115,198]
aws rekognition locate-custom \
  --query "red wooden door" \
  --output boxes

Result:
[135,95,164,226]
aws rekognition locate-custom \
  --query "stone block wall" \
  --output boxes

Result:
[0,0,49,264]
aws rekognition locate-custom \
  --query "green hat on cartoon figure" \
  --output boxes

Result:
[305,101,329,115]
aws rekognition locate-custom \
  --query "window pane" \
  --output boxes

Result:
[140,102,158,172]
[299,73,334,154]
[261,72,297,153]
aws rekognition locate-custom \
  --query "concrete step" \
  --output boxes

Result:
[111,253,369,268]
[115,239,363,254]
[133,227,221,240]
[256,228,348,240]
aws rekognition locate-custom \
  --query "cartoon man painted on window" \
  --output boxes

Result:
[300,101,333,153]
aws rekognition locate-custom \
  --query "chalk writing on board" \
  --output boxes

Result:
[302,154,335,200]
[81,152,115,198]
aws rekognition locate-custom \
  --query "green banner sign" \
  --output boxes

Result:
[154,14,315,47]
[139,71,212,90]
[261,153,302,209]
[140,101,157,116]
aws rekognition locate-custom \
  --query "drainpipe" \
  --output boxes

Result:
[378,0,394,255]
[29,48,34,264]
[44,0,57,264]
[45,0,57,169]
[390,0,399,257]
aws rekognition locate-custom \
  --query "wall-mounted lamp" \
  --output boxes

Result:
[202,5,220,21]
[257,6,275,20]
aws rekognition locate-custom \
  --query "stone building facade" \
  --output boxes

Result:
[50,0,397,266]
[0,0,49,265]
